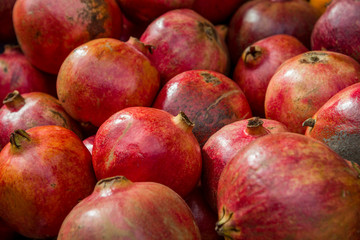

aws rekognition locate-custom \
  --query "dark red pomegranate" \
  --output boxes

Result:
[185,186,222,240]
[13,0,123,74]
[202,117,288,212]
[116,0,194,24]
[227,0,319,64]
[58,176,201,239]
[311,0,360,62]
[0,0,17,44]
[233,34,308,117]
[303,82,360,164]
[0,45,56,104]
[83,135,95,155]
[140,9,230,85]
[0,90,83,150]
[57,37,160,128]
[92,107,202,197]
[0,126,96,239]
[216,132,360,239]
[153,70,252,146]
[192,0,245,24]
[265,51,360,134]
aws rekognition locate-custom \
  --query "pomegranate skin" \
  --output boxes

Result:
[233,34,308,117]
[227,0,319,64]
[0,0,17,43]
[202,117,288,212]
[0,45,55,104]
[304,82,360,164]
[140,9,230,85]
[0,126,96,239]
[216,132,360,240]
[92,107,202,197]
[153,70,252,146]
[58,176,201,240]
[265,51,360,134]
[57,38,160,127]
[0,91,83,150]
[13,0,122,74]
[311,0,360,62]
[116,0,195,24]
[83,135,95,155]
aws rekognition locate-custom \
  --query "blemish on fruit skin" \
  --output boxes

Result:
[200,72,221,86]
[198,21,218,42]
[78,0,108,39]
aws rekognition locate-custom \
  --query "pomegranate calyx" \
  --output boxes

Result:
[302,118,316,128]
[3,90,25,110]
[173,111,195,132]
[127,37,155,55]
[243,45,263,66]
[215,207,240,238]
[96,176,132,189]
[245,117,270,136]
[9,129,30,149]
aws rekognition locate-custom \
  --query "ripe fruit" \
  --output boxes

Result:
[217,132,360,239]
[58,176,201,240]
[0,0,17,43]
[83,135,95,155]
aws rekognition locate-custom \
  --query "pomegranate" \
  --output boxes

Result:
[83,135,95,155]
[58,176,201,239]
[0,0,17,44]
[0,45,56,104]
[191,0,245,24]
[311,0,360,62]
[202,117,288,212]
[265,51,360,134]
[216,132,360,239]
[0,90,83,150]
[215,25,228,42]
[140,9,230,85]
[227,0,319,64]
[116,0,194,24]
[13,0,122,74]
[0,126,96,239]
[92,107,202,197]
[153,70,252,146]
[57,37,160,128]
[303,82,360,164]
[233,34,308,117]
[185,186,222,240]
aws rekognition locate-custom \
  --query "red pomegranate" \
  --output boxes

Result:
[233,34,308,117]
[303,82,360,164]
[58,176,201,239]
[192,0,245,24]
[227,0,319,64]
[185,186,222,240]
[92,107,202,197]
[13,0,122,74]
[83,135,95,155]
[116,0,194,24]
[57,37,160,128]
[265,51,360,134]
[202,117,288,212]
[0,0,17,44]
[0,45,56,104]
[216,132,360,239]
[140,9,230,85]
[0,90,83,150]
[0,126,96,239]
[153,70,252,146]
[311,0,360,62]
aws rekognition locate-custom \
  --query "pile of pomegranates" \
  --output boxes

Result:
[1,0,360,239]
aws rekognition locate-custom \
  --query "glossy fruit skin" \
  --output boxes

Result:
[83,135,95,155]
[58,176,201,240]
[13,0,122,74]
[265,51,360,134]
[227,0,319,64]
[304,82,360,164]
[0,126,96,239]
[140,9,230,85]
[153,70,252,146]
[0,45,55,104]
[202,118,288,212]
[217,132,360,240]
[57,38,160,127]
[233,34,308,117]
[311,0,360,62]
[185,186,222,240]
[0,0,17,44]
[116,0,194,24]
[92,107,202,197]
